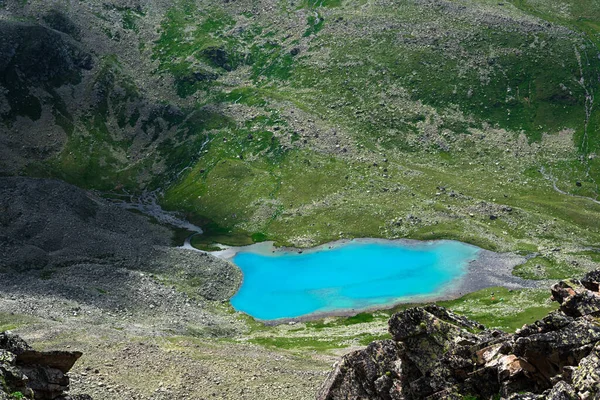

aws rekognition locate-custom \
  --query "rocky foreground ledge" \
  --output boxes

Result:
[318,271,600,400]
[0,332,89,400]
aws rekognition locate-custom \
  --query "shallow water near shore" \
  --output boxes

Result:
[229,239,480,320]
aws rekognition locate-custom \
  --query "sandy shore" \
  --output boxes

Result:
[208,238,540,324]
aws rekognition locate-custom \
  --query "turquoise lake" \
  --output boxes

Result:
[229,240,480,320]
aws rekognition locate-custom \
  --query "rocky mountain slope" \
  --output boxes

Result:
[318,270,600,399]
[0,177,242,335]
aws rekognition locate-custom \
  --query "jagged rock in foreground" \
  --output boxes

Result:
[0,332,90,400]
[318,271,600,400]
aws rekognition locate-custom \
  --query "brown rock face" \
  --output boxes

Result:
[318,270,600,400]
[0,332,89,400]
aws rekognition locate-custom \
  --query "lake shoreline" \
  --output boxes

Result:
[208,238,539,324]
[210,237,481,260]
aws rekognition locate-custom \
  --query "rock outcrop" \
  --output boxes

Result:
[318,271,600,400]
[0,332,90,400]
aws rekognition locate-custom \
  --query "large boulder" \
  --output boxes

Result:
[551,271,600,318]
[0,332,88,400]
[316,340,402,400]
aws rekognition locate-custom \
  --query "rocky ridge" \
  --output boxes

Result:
[318,270,600,400]
[0,331,89,400]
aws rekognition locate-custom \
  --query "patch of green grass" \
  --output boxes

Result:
[171,228,197,247]
[152,1,245,96]
[189,224,255,248]
[303,13,325,37]
[0,313,38,332]
[251,232,268,242]
[437,287,558,332]
[10,392,24,400]
[513,255,582,280]
[39,269,55,280]
[356,332,392,345]
[249,42,295,81]
[119,7,144,32]
[300,0,342,8]
[341,312,374,325]
[575,250,600,262]
[299,286,558,334]
[248,331,391,351]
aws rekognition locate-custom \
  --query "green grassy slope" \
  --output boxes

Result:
[1,0,599,277]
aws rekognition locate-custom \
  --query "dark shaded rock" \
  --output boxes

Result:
[515,311,573,337]
[0,21,92,84]
[580,270,600,292]
[42,10,81,40]
[0,177,166,271]
[0,332,88,399]
[316,340,402,400]
[202,46,233,71]
[0,332,32,355]
[177,70,219,85]
[0,20,92,123]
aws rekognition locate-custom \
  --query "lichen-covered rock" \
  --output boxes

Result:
[551,271,600,318]
[569,342,600,397]
[512,318,600,387]
[546,381,577,400]
[318,271,600,400]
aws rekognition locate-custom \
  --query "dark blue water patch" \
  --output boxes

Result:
[230,240,480,320]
